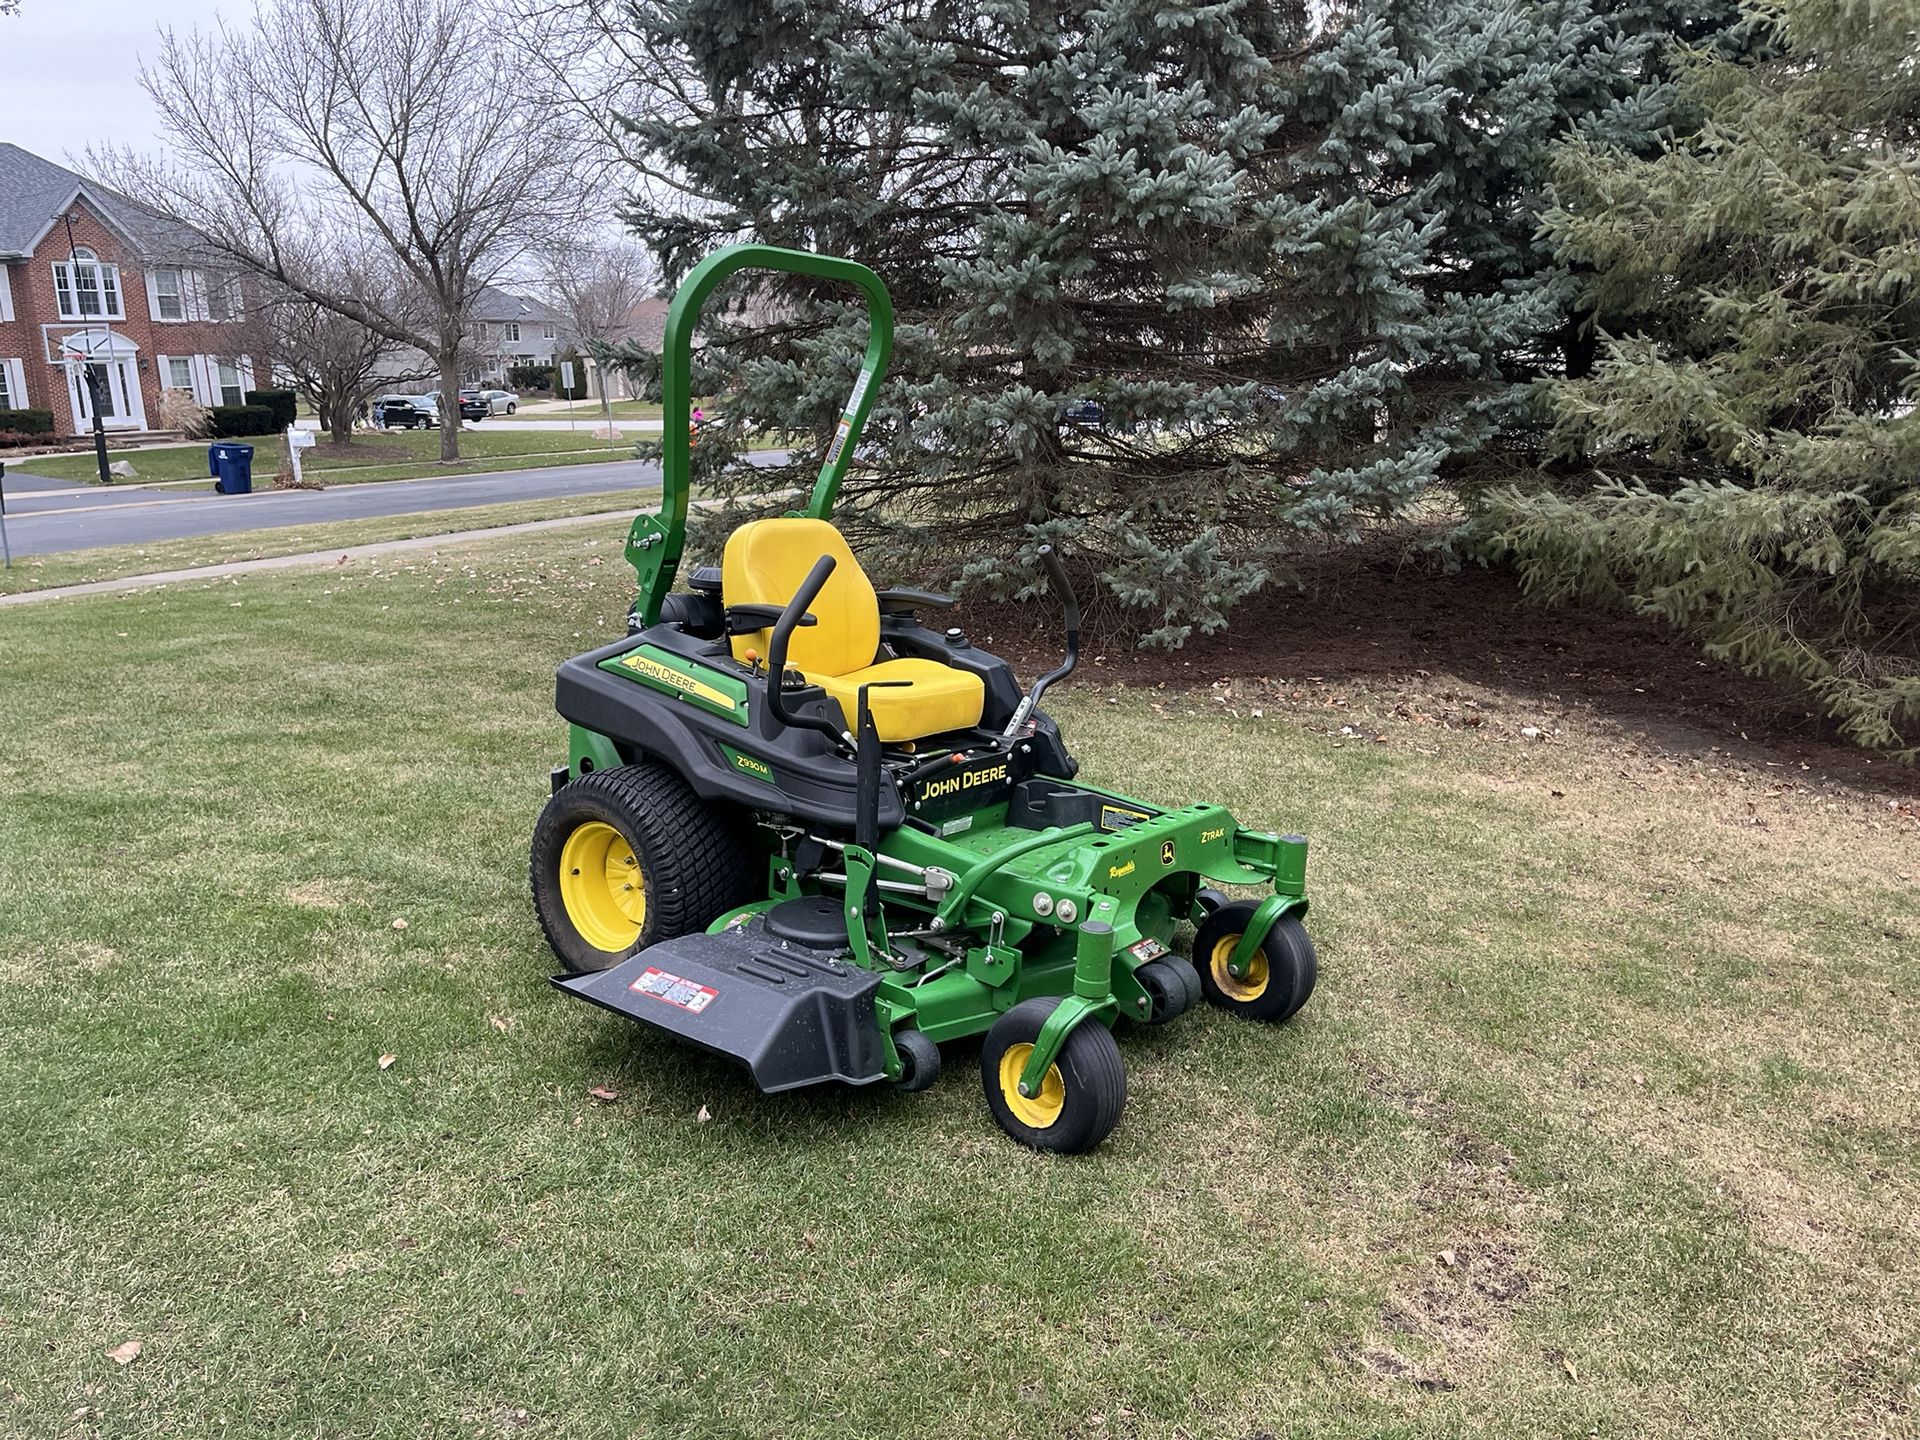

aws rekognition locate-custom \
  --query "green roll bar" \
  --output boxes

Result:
[625,243,895,628]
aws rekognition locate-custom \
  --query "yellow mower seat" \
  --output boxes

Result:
[723,518,985,743]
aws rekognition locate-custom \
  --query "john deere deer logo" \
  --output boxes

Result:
[1160,840,1176,866]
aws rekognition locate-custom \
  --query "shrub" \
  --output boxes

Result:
[244,389,298,430]
[507,363,551,393]
[207,405,274,438]
[157,388,212,439]
[0,408,56,435]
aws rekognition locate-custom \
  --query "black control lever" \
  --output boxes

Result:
[766,554,849,745]
[1003,544,1080,736]
[854,679,913,883]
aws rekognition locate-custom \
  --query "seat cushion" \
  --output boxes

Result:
[723,518,879,676]
[806,658,986,743]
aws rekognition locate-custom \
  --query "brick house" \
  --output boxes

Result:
[0,143,268,438]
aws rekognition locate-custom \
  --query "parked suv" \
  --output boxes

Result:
[373,394,438,429]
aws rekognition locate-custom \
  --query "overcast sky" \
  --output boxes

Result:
[2,2,238,166]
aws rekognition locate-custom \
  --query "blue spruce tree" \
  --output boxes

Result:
[611,0,1680,643]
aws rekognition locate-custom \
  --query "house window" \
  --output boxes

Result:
[208,276,241,322]
[153,267,186,321]
[502,322,520,343]
[542,324,555,340]
[52,247,124,321]
[0,362,13,409]
[216,360,245,407]
[166,356,194,391]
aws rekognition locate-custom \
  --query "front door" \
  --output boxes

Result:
[67,357,145,430]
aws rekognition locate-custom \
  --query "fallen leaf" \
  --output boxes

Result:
[106,1339,142,1366]
[695,1104,712,1123]
[378,1053,397,1070]
[391,917,409,931]
[1562,1356,1578,1382]
[1437,1249,1457,1268]
[489,1014,515,1033]
[588,1085,620,1102]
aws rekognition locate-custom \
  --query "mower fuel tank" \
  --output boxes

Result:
[552,920,886,1092]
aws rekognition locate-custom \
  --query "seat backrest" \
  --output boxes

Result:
[722,518,880,677]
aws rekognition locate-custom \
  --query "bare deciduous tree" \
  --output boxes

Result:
[95,0,585,461]
[538,240,655,393]
[264,263,431,445]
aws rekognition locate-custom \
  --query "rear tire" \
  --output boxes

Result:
[531,762,759,974]
[981,999,1126,1154]
[1193,901,1316,1023]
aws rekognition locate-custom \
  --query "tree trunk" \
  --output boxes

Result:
[436,341,463,462]
[322,385,353,446]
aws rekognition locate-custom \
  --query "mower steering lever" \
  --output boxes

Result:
[766,554,851,746]
[1004,544,1082,736]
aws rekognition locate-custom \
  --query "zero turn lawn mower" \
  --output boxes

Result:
[530,244,1317,1153]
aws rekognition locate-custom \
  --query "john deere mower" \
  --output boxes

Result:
[531,244,1316,1154]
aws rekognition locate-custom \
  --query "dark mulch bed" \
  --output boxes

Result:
[952,544,1917,800]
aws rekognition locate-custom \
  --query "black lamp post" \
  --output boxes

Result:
[60,209,115,487]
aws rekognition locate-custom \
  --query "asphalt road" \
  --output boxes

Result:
[0,458,694,558]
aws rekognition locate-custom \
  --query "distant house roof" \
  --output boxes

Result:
[0,142,206,261]
[471,284,566,325]
[623,297,669,350]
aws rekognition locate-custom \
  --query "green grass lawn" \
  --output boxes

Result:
[18,428,628,486]
[1,529,1915,1437]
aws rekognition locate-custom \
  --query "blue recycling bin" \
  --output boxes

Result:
[208,442,254,495]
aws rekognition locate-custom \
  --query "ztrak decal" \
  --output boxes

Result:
[721,745,774,783]
[910,754,1013,821]
[629,966,719,1014]
[1200,826,1227,844]
[1098,803,1151,832]
[600,645,749,725]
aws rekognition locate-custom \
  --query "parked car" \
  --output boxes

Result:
[373,394,438,429]
[455,391,490,422]
[463,388,518,415]
[1062,398,1105,426]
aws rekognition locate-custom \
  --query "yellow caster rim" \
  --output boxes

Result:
[559,820,646,952]
[998,1043,1066,1129]
[1209,935,1270,1003]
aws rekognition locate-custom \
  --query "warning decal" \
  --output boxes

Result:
[1128,937,1170,963]
[629,967,719,1014]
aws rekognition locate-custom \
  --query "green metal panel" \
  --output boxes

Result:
[567,724,624,779]
[598,644,750,725]
[630,243,895,626]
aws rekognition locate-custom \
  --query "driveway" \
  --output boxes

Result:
[0,454,782,558]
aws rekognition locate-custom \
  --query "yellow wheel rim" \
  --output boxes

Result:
[558,820,647,952]
[1210,935,1269,1002]
[998,1043,1066,1129]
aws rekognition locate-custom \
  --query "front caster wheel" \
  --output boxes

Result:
[981,999,1126,1154]
[1193,901,1316,1022]
[892,1028,941,1092]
